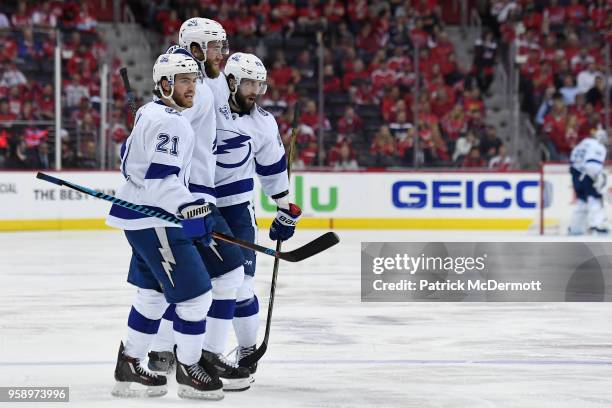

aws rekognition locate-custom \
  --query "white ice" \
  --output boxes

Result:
[1,229,612,408]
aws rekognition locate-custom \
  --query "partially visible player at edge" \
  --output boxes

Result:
[147,17,252,392]
[568,127,609,235]
[105,52,224,400]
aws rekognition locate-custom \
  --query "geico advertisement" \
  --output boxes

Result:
[1,171,541,221]
[254,172,541,218]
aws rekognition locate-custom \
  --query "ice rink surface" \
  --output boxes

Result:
[1,229,612,408]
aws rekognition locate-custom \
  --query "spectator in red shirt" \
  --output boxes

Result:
[351,79,380,106]
[323,0,345,24]
[31,1,59,28]
[355,24,381,57]
[441,104,467,140]
[0,99,16,122]
[523,3,543,31]
[371,62,398,93]
[410,18,429,49]
[542,93,571,158]
[381,87,401,121]
[300,99,331,133]
[269,55,299,89]
[11,0,31,28]
[543,0,566,33]
[343,59,369,90]
[297,0,324,30]
[76,3,97,32]
[0,32,18,63]
[431,86,455,118]
[347,0,369,29]
[566,0,588,26]
[336,106,363,142]
[489,144,513,170]
[21,100,40,121]
[462,146,486,168]
[323,64,342,94]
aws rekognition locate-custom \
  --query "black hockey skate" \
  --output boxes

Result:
[148,350,175,374]
[175,350,224,400]
[237,345,258,382]
[111,342,167,398]
[200,349,251,391]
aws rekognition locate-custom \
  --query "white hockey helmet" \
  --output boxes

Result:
[152,53,200,103]
[594,127,608,145]
[178,18,229,59]
[224,52,268,95]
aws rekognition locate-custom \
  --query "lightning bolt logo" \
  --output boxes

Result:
[216,133,252,169]
[216,134,251,155]
[209,238,224,261]
[154,228,176,288]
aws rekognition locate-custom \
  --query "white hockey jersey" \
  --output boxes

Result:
[209,82,289,207]
[106,101,195,230]
[182,80,217,204]
[570,138,607,179]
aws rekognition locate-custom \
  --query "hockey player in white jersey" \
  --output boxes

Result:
[212,52,302,377]
[147,18,252,391]
[106,52,224,400]
[568,128,609,235]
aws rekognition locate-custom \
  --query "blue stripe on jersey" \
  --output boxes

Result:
[215,178,254,198]
[255,154,287,176]
[127,306,161,334]
[109,203,176,220]
[189,183,217,197]
[586,159,603,164]
[145,162,181,179]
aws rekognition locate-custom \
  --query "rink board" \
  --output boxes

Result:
[0,170,546,231]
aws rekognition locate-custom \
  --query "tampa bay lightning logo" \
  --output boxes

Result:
[187,19,198,26]
[216,132,252,169]
[219,105,231,120]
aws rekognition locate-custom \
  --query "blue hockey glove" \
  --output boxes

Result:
[269,203,302,241]
[178,200,216,246]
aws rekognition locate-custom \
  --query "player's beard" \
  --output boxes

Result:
[204,60,220,78]
[173,90,194,109]
[234,90,255,113]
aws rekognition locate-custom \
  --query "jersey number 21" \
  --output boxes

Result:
[156,133,179,156]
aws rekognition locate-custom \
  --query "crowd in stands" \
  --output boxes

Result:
[1,0,548,170]
[0,0,129,169]
[128,0,510,169]
[484,0,611,160]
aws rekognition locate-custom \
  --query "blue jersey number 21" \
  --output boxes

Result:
[156,133,179,156]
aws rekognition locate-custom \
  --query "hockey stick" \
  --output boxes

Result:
[239,102,303,368]
[119,67,138,118]
[36,172,339,262]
